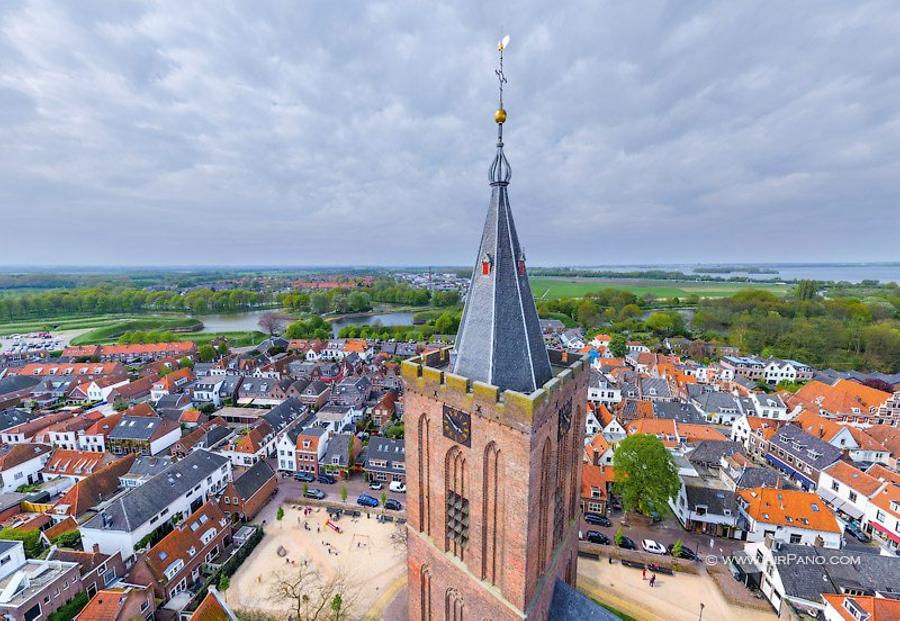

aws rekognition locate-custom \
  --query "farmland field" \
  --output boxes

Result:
[69,317,203,345]
[529,277,791,300]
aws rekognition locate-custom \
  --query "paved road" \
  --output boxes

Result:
[582,507,743,561]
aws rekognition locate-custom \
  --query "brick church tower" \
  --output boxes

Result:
[401,38,594,621]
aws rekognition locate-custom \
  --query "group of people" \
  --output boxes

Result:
[641,565,658,587]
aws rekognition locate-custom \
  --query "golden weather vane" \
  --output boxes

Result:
[495,34,510,125]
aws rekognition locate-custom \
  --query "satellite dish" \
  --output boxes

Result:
[498,35,510,51]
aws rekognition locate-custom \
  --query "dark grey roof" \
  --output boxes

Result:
[652,401,705,423]
[322,433,354,468]
[203,425,231,448]
[0,407,33,431]
[302,380,329,395]
[734,466,783,489]
[549,578,620,621]
[772,544,900,601]
[770,425,842,470]
[83,449,229,532]
[451,130,551,394]
[0,375,40,395]
[233,460,276,500]
[125,456,173,477]
[155,393,191,410]
[109,416,168,440]
[0,540,19,555]
[262,397,309,431]
[692,391,739,413]
[684,483,737,516]
[364,437,405,474]
[688,440,743,466]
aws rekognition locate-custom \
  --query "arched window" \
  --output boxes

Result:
[537,438,552,570]
[445,447,468,560]
[445,588,464,621]
[420,563,432,621]
[417,414,431,535]
[481,442,502,585]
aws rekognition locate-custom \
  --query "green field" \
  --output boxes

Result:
[0,314,149,336]
[529,277,791,300]
[70,318,203,345]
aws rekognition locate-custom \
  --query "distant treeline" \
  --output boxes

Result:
[0,287,270,320]
[527,267,785,283]
[693,266,779,274]
[279,279,459,314]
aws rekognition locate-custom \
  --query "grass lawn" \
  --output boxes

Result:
[178,331,267,347]
[70,317,203,345]
[589,597,638,621]
[530,276,791,300]
[0,314,146,336]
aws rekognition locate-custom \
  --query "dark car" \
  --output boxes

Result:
[317,473,337,485]
[585,530,610,545]
[293,472,315,483]
[616,535,636,550]
[846,523,871,543]
[304,488,326,500]
[357,494,379,508]
[666,543,698,561]
[584,512,612,527]
[385,499,402,511]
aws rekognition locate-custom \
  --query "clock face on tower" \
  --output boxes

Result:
[442,405,472,447]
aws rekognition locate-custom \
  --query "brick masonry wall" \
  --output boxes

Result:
[404,355,588,620]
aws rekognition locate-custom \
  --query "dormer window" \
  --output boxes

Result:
[481,253,493,276]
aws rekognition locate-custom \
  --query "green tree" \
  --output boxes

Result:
[310,293,330,314]
[614,527,624,546]
[612,434,679,519]
[47,592,89,621]
[218,574,230,592]
[330,593,344,619]
[609,334,627,358]
[796,280,818,301]
[380,491,388,507]
[672,538,683,559]
[645,311,685,337]
[340,486,348,503]
[197,344,217,362]
[302,482,309,496]
[0,528,42,558]
[276,506,285,524]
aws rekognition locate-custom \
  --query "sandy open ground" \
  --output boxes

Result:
[577,557,776,621]
[229,505,406,617]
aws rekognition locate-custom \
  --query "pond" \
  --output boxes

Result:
[191,309,293,333]
[330,312,414,336]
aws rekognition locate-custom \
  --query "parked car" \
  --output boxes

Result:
[666,543,698,561]
[293,472,315,483]
[846,523,871,543]
[357,494,379,508]
[385,499,402,511]
[317,473,337,485]
[584,512,611,527]
[585,530,610,545]
[642,539,666,555]
[304,488,326,500]
[389,481,407,493]
[368,481,384,490]
[616,535,636,550]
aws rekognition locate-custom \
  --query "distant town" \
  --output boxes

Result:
[0,265,895,620]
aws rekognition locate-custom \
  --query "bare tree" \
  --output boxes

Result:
[268,566,356,621]
[258,312,288,336]
[390,521,408,554]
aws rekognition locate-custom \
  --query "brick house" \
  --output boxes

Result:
[126,501,232,602]
[295,428,328,477]
[219,460,277,522]
[74,584,156,621]
[371,391,397,429]
[47,546,126,599]
[0,540,83,621]
[362,437,405,484]
[107,416,181,456]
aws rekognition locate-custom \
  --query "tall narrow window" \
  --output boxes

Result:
[445,588,464,621]
[537,439,552,571]
[481,442,502,585]
[420,563,432,621]
[445,447,468,560]
[417,414,431,535]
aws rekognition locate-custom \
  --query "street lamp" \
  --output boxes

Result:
[699,602,705,620]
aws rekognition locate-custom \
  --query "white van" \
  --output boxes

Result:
[389,481,406,493]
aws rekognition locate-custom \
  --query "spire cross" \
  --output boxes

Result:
[495,35,509,111]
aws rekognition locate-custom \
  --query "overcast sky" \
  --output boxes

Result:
[1,1,899,267]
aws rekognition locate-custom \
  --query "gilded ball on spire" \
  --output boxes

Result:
[494,108,507,124]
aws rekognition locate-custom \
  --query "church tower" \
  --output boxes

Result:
[402,37,589,621]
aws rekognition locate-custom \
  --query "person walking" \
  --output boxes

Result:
[649,574,656,587]
[642,566,647,580]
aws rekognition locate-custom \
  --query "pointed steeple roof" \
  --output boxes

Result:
[452,46,552,394]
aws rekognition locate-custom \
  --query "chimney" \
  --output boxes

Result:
[92,543,100,554]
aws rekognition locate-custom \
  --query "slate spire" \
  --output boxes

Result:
[452,38,552,394]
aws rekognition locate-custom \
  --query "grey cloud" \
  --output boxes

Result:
[0,1,899,266]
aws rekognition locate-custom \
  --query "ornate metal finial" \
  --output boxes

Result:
[490,35,511,185]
